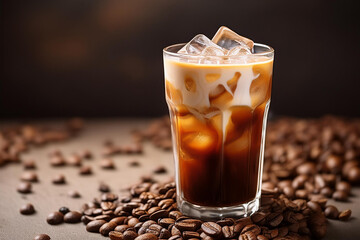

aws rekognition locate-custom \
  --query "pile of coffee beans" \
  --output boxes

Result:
[0,118,83,167]
[44,177,352,240]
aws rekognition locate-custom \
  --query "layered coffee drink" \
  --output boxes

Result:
[163,27,274,218]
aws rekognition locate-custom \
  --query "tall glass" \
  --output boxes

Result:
[163,43,274,219]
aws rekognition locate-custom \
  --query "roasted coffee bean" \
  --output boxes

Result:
[99,182,111,192]
[233,218,252,233]
[171,226,182,236]
[159,228,171,239]
[324,205,339,219]
[336,181,351,194]
[168,235,182,240]
[325,155,342,174]
[81,215,94,225]
[100,158,115,169]
[33,234,51,240]
[251,212,267,224]
[50,156,66,167]
[241,224,261,235]
[111,217,127,225]
[68,190,81,198]
[95,214,112,221]
[150,209,168,220]
[222,225,235,238]
[64,211,82,223]
[86,220,107,232]
[306,201,322,213]
[66,155,82,166]
[79,149,92,159]
[109,231,124,240]
[175,219,202,232]
[79,165,92,175]
[256,235,268,240]
[295,189,308,199]
[100,222,118,236]
[23,159,36,169]
[59,207,70,215]
[101,201,117,211]
[182,231,200,239]
[46,212,64,225]
[134,233,158,240]
[128,217,140,227]
[102,193,118,202]
[201,222,221,237]
[21,171,38,182]
[159,218,175,228]
[320,187,333,197]
[338,209,352,221]
[347,167,360,183]
[153,166,167,174]
[116,225,132,233]
[332,190,348,201]
[129,161,140,167]
[169,211,183,220]
[20,203,35,215]
[52,174,66,184]
[124,230,139,240]
[239,231,256,240]
[266,213,283,227]
[17,182,32,193]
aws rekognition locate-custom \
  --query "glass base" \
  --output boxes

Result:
[177,195,260,220]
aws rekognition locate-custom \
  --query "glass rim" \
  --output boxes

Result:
[163,42,274,59]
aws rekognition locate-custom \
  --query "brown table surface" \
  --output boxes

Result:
[0,119,359,240]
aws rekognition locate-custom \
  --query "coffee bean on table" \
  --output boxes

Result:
[64,211,82,223]
[79,149,92,159]
[109,231,124,240]
[59,207,70,215]
[86,220,107,232]
[20,203,35,215]
[46,212,64,225]
[68,190,81,198]
[50,156,66,167]
[20,171,38,182]
[153,166,167,174]
[52,174,66,184]
[17,182,32,193]
[336,181,351,194]
[347,167,360,183]
[129,161,140,167]
[66,155,82,166]
[332,190,348,201]
[324,205,339,219]
[23,159,36,169]
[99,182,110,192]
[124,230,139,240]
[79,165,92,175]
[100,158,115,169]
[100,222,117,236]
[338,209,352,221]
[33,234,51,240]
[201,222,222,237]
[134,233,158,240]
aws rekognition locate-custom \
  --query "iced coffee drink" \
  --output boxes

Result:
[163,27,274,219]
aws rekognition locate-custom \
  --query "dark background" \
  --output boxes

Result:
[1,0,359,118]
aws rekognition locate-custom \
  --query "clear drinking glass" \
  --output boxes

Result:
[163,43,274,219]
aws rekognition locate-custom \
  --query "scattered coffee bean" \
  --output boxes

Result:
[59,207,70,215]
[33,234,51,240]
[79,149,92,159]
[109,231,124,240]
[23,159,36,169]
[64,211,82,223]
[52,174,66,184]
[129,161,140,167]
[338,209,352,221]
[20,203,35,215]
[79,165,92,175]
[332,190,348,201]
[50,156,66,167]
[99,182,111,192]
[66,154,82,166]
[100,222,117,236]
[20,171,38,182]
[86,220,107,232]
[324,205,339,219]
[153,166,167,174]
[17,182,32,193]
[46,211,64,225]
[100,158,115,169]
[68,190,81,198]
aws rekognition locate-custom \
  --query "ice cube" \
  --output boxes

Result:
[212,26,254,51]
[227,46,252,56]
[178,34,224,55]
